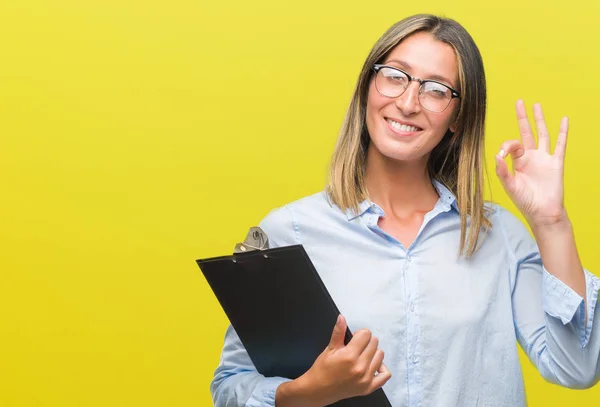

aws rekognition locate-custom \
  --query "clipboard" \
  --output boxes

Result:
[197,227,392,407]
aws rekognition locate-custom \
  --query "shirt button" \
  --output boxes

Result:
[406,255,412,262]
[411,355,418,364]
[409,302,415,312]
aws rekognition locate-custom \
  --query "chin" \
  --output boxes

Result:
[369,139,429,164]
[370,127,429,159]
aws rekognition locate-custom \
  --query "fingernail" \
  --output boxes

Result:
[498,149,505,158]
[336,315,342,325]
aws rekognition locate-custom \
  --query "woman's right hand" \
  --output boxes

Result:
[275,315,391,407]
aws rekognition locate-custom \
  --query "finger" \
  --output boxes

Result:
[498,140,525,162]
[495,154,516,195]
[516,100,536,150]
[554,116,569,160]
[533,103,550,153]
[358,335,379,368]
[368,362,392,393]
[328,315,347,350]
[366,348,384,378]
[346,328,372,358]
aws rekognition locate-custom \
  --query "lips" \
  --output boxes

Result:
[385,117,423,135]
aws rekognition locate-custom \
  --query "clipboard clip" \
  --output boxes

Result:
[234,226,270,254]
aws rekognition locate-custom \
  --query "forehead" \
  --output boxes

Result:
[384,32,458,87]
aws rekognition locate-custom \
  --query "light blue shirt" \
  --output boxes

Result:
[210,181,600,407]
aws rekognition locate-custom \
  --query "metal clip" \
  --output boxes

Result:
[234,226,270,253]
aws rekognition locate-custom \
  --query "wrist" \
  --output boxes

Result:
[530,215,573,241]
[528,209,570,233]
[276,374,327,407]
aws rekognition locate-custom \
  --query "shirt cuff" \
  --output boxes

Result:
[583,269,600,347]
[245,376,292,407]
[542,267,600,347]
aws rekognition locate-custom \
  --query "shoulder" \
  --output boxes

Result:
[485,202,527,233]
[258,191,335,248]
[485,202,537,254]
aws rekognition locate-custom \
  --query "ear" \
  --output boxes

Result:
[448,105,460,133]
[449,121,458,133]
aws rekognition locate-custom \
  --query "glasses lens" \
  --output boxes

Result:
[376,67,409,98]
[419,82,453,112]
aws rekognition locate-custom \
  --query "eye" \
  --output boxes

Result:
[380,67,408,84]
[421,82,451,99]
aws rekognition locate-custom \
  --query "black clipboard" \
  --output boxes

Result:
[197,229,392,407]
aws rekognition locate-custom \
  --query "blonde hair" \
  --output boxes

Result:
[326,14,490,257]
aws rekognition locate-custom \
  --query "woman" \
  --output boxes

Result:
[210,14,600,407]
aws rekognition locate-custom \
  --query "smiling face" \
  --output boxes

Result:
[365,31,461,166]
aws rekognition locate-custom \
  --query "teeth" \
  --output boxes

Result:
[386,119,419,132]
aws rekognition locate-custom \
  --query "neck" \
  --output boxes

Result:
[364,147,439,216]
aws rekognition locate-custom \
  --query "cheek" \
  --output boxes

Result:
[430,111,455,136]
[366,81,386,113]
[366,94,382,131]
[366,87,392,130]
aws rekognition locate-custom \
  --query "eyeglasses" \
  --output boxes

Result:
[372,64,460,113]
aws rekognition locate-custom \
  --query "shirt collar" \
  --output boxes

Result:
[432,180,459,212]
[345,200,381,221]
[344,179,458,221]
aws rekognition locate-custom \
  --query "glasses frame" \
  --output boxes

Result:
[372,64,461,113]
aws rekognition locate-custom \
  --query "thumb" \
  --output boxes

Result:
[495,153,515,194]
[328,314,347,350]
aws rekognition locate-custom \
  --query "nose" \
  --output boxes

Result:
[395,81,421,115]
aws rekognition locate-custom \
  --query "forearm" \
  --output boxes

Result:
[212,325,294,407]
[531,214,586,319]
[275,375,328,407]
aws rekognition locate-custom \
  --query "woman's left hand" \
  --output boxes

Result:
[495,100,569,228]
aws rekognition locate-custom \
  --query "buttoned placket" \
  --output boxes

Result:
[364,206,423,407]
[403,248,422,407]
[366,197,454,407]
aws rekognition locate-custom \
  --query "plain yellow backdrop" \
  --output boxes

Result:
[1,0,599,406]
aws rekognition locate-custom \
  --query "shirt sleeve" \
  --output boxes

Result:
[498,207,600,389]
[210,325,292,407]
[210,205,300,406]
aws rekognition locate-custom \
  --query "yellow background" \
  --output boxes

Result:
[1,0,599,405]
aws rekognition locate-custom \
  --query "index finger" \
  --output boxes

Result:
[346,329,372,357]
[516,100,536,150]
[369,363,392,392]
[377,362,390,375]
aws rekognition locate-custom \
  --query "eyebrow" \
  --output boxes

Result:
[384,59,457,88]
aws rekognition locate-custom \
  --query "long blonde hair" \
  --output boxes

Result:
[326,14,490,257]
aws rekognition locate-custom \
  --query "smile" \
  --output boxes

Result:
[385,118,422,134]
